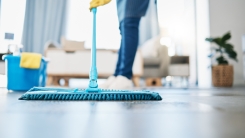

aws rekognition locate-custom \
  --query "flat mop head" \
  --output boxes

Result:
[19,87,162,101]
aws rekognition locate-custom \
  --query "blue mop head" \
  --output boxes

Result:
[18,87,162,101]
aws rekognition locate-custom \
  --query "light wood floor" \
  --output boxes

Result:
[0,85,245,138]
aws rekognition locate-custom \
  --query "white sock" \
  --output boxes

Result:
[99,76,116,89]
[108,75,133,90]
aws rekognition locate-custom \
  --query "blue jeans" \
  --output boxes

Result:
[114,17,141,79]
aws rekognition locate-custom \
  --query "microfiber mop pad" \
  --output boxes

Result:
[18,8,162,101]
[18,87,161,100]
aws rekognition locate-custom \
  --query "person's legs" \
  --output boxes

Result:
[113,42,122,76]
[108,17,141,89]
[117,17,141,79]
[103,18,140,89]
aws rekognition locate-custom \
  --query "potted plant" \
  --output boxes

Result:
[205,32,237,87]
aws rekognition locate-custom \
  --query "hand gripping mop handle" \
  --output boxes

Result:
[86,8,99,92]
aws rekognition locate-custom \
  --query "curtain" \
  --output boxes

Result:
[138,0,160,46]
[22,0,67,54]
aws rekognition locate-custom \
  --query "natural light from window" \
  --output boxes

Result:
[66,0,121,50]
[0,0,26,53]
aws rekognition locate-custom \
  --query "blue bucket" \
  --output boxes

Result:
[3,55,48,91]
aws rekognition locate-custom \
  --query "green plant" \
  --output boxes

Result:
[205,32,237,65]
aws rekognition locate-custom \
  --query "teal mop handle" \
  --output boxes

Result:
[88,8,98,89]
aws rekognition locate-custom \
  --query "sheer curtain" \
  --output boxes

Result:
[22,0,67,53]
[139,0,160,46]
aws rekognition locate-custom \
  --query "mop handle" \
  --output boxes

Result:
[88,8,98,88]
[92,8,97,74]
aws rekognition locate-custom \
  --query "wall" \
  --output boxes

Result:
[0,0,26,52]
[196,0,212,88]
[209,0,245,85]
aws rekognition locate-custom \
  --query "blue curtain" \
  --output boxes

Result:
[138,0,160,46]
[22,0,67,54]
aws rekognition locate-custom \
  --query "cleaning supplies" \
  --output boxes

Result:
[20,52,42,69]
[18,8,162,101]
[4,55,47,91]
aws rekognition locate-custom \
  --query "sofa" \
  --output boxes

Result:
[140,36,170,86]
[45,38,143,87]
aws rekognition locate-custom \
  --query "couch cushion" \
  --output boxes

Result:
[143,57,161,67]
[140,36,160,58]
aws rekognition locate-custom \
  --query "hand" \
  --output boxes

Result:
[89,0,111,10]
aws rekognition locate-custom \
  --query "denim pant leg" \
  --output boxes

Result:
[114,21,123,76]
[114,17,141,79]
[114,44,122,76]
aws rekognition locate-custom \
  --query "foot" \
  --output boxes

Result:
[99,76,116,89]
[108,75,133,90]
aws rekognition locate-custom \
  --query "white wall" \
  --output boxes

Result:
[209,0,245,85]
[0,0,26,52]
[196,0,212,88]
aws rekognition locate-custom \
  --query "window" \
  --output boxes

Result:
[65,0,120,50]
[0,0,26,53]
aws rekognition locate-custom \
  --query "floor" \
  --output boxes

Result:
[0,84,245,138]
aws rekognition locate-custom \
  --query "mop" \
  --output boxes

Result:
[18,8,162,101]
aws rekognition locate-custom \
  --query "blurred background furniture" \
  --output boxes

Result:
[143,45,169,86]
[45,38,143,87]
[169,56,189,76]
[0,53,6,75]
[140,36,170,86]
[168,56,190,86]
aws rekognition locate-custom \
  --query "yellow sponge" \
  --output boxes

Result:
[20,52,42,69]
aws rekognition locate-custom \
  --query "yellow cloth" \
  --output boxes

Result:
[20,52,42,69]
[89,0,111,10]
